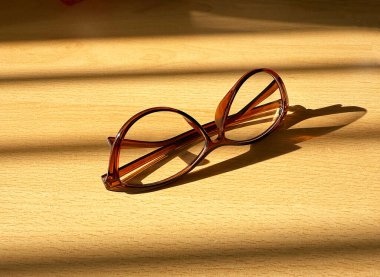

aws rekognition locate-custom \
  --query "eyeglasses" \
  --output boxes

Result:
[102,68,289,191]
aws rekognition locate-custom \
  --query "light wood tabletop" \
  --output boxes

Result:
[1,1,379,276]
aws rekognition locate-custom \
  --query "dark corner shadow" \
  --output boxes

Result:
[124,104,366,194]
[0,0,379,42]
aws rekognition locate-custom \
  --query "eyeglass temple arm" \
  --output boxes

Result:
[237,80,279,118]
[103,99,280,180]
[104,80,280,180]
[107,81,280,148]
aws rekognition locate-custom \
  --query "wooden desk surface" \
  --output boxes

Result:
[1,1,379,276]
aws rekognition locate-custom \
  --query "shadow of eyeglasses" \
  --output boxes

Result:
[122,104,366,194]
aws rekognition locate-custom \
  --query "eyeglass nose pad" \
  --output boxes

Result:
[214,88,235,138]
[183,117,197,129]
[107,137,115,147]
[183,116,209,140]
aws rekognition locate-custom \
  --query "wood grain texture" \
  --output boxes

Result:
[0,0,379,276]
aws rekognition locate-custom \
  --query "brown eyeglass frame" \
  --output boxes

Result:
[102,68,289,191]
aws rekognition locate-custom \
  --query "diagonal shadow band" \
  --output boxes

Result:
[1,237,379,274]
[124,104,366,194]
[0,63,378,84]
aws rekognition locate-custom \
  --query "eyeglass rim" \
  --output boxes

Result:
[215,68,289,144]
[102,107,210,190]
